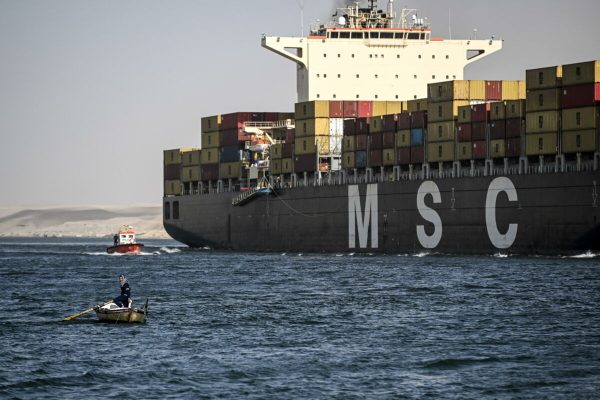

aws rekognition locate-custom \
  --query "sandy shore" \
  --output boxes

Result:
[0,205,169,239]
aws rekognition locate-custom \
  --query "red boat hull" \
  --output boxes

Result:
[106,244,145,254]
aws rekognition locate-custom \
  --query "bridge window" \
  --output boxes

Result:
[432,55,436,59]
[356,74,360,78]
[395,95,399,99]
[375,95,379,99]
[351,32,363,39]
[356,94,360,99]
[395,32,405,39]
[338,74,341,78]
[323,53,327,58]
[338,54,341,58]
[370,32,379,39]
[420,33,426,40]
[380,32,393,39]
[375,74,378,78]
[414,75,417,79]
[432,75,436,79]
[397,54,400,58]
[351,54,355,58]
[331,32,339,39]
[340,32,350,39]
[164,202,171,220]
[408,32,420,40]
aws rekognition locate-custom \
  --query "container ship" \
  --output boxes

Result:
[163,1,600,255]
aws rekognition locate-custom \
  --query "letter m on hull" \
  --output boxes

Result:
[348,184,379,249]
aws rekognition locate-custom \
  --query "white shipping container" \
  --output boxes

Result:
[330,134,343,155]
[329,118,344,135]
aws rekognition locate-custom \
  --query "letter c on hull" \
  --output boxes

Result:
[486,177,518,249]
[416,181,442,249]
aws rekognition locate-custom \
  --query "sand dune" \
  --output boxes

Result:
[0,205,168,238]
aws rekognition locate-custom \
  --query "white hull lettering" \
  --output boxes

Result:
[416,181,443,249]
[348,184,378,249]
[486,177,518,249]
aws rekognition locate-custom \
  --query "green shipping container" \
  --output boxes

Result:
[562,60,600,86]
[562,130,597,153]
[561,107,599,131]
[427,121,456,142]
[526,65,563,90]
[525,133,558,156]
[526,111,560,134]
[427,141,455,162]
[526,88,561,112]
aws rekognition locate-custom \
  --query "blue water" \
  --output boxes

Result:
[0,238,599,399]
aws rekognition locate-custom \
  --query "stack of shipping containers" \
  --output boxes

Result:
[294,101,331,173]
[341,117,369,170]
[525,66,562,157]
[200,115,221,182]
[504,99,527,158]
[560,60,600,156]
[181,149,201,194]
[164,149,186,196]
[396,99,427,166]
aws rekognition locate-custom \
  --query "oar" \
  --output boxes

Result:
[63,300,111,321]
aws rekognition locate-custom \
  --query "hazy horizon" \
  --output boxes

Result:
[1,0,599,207]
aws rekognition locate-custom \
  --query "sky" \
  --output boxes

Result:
[0,0,599,207]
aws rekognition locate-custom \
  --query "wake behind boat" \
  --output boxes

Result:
[107,225,144,254]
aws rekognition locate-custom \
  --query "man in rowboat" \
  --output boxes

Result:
[113,274,131,308]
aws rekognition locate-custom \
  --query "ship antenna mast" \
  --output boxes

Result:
[369,0,377,11]
[400,8,417,29]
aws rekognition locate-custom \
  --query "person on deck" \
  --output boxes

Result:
[113,274,131,308]
[113,234,118,246]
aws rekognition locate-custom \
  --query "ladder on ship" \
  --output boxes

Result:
[231,177,273,207]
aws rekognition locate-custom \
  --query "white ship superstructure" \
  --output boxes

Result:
[262,0,502,102]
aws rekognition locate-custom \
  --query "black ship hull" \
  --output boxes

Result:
[163,171,600,255]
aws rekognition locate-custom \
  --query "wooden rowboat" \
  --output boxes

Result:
[94,299,148,323]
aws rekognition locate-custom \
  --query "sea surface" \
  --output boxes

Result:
[0,238,599,399]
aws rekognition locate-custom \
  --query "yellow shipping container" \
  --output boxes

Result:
[490,139,506,158]
[281,158,293,174]
[164,149,190,165]
[407,98,428,112]
[562,60,600,86]
[396,130,411,147]
[490,102,506,121]
[201,115,221,133]
[182,166,200,182]
[201,132,219,149]
[219,162,241,179]
[526,88,561,112]
[296,118,330,137]
[457,104,473,123]
[457,142,472,160]
[200,148,220,164]
[429,100,470,123]
[525,133,558,156]
[427,121,456,142]
[369,116,385,133]
[271,143,283,159]
[386,101,404,115]
[562,129,597,153]
[342,152,355,169]
[295,101,330,119]
[505,99,526,119]
[469,80,486,101]
[294,135,329,155]
[428,80,470,102]
[270,159,282,175]
[501,80,526,100]
[181,149,201,166]
[343,136,356,152]
[372,101,388,117]
[562,107,599,131]
[164,180,181,196]
[526,65,563,90]
[427,141,455,162]
[382,148,396,166]
[526,111,560,134]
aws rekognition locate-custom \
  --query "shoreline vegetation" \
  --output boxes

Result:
[0,205,168,239]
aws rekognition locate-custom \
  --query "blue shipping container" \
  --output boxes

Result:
[220,146,242,163]
[411,128,424,145]
[355,150,367,168]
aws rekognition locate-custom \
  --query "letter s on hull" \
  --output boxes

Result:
[486,177,518,249]
[416,181,442,249]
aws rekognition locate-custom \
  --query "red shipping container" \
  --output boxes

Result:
[398,113,411,130]
[397,147,411,165]
[369,133,383,149]
[383,114,398,132]
[561,83,600,109]
[383,132,395,148]
[343,119,357,135]
[343,101,359,117]
[368,150,382,167]
[472,122,487,141]
[505,118,523,138]
[457,123,472,142]
[286,129,296,143]
[356,118,369,134]
[489,120,506,140]
[201,164,219,181]
[220,128,245,146]
[282,143,294,158]
[472,141,487,159]
[264,112,279,122]
[294,153,317,173]
[410,111,427,128]
[329,101,344,117]
[506,138,521,158]
[220,112,250,130]
[357,101,373,118]
[486,81,503,101]
[411,146,424,164]
[164,164,181,180]
[471,103,491,122]
[355,134,368,150]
